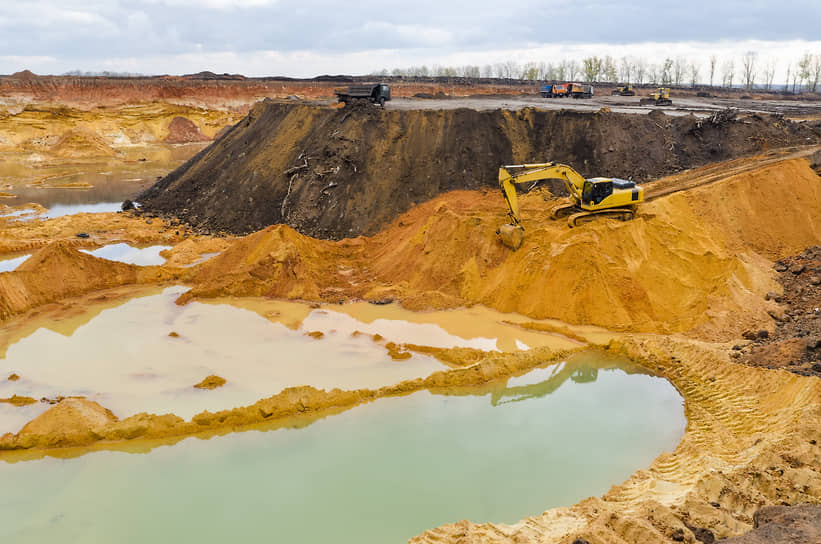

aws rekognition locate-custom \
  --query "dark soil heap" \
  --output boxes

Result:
[137,100,820,239]
[737,246,821,377]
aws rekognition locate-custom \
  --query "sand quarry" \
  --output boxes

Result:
[0,75,820,543]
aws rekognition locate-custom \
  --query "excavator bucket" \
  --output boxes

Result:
[498,223,524,250]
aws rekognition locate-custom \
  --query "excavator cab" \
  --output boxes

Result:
[581,179,613,205]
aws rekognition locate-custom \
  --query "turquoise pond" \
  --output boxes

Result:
[0,351,685,543]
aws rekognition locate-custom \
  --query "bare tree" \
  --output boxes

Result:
[603,56,618,82]
[673,57,686,86]
[812,54,821,92]
[761,59,777,90]
[797,52,812,91]
[661,58,674,85]
[709,55,717,87]
[742,51,757,90]
[722,60,735,88]
[556,61,568,81]
[567,60,580,81]
[635,58,647,85]
[618,56,631,83]
[688,61,700,87]
[784,63,792,92]
[648,63,661,85]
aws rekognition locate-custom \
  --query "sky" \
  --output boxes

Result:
[0,0,819,80]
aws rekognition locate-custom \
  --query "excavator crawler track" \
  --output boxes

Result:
[567,208,635,228]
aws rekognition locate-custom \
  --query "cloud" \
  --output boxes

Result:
[0,1,818,77]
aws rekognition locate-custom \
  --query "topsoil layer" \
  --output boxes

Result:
[137,100,821,239]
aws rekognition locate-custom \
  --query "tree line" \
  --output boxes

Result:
[375,52,821,93]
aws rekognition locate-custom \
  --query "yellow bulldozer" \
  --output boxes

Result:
[496,162,644,250]
[640,87,672,106]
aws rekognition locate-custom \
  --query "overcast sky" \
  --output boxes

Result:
[0,0,819,79]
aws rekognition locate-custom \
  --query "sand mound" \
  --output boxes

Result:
[137,101,819,238]
[49,128,118,158]
[11,398,118,448]
[0,241,174,322]
[178,157,820,341]
[163,116,211,144]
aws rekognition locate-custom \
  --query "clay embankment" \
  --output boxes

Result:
[175,157,821,342]
[0,102,240,155]
[137,101,820,238]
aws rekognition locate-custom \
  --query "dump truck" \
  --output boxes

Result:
[334,83,391,108]
[550,83,570,97]
[569,83,594,98]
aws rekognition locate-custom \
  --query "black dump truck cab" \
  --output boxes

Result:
[335,83,391,108]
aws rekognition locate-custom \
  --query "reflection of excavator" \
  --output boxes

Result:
[497,162,644,250]
[640,87,672,106]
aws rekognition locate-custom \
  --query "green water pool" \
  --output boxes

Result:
[0,351,685,543]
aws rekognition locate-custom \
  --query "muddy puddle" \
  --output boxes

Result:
[0,286,456,430]
[0,351,685,543]
[79,243,173,266]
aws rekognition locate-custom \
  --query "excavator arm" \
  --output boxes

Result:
[497,163,587,249]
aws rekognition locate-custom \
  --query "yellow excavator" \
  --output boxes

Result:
[497,162,644,250]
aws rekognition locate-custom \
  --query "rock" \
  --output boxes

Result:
[75,232,90,238]
[719,504,821,543]
[809,275,821,286]
[767,307,785,321]
[732,345,743,350]
[121,199,135,211]
[742,330,758,341]
[812,362,821,373]
[806,337,821,350]
[571,540,591,544]
[685,523,715,544]
[193,375,226,390]
[789,263,805,274]
[757,330,769,339]
[765,291,783,302]
[774,262,788,272]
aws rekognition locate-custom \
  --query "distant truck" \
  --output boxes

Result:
[334,83,391,108]
[569,83,594,98]
[539,83,593,98]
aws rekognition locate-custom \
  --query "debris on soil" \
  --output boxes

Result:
[738,246,821,377]
[137,101,820,239]
[718,504,821,543]
[168,331,180,338]
[193,375,227,390]
[7,374,19,381]
[305,330,324,339]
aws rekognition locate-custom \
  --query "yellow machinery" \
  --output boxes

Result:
[611,85,636,96]
[640,87,672,106]
[497,162,644,250]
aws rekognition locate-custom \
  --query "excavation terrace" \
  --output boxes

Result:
[0,78,820,544]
